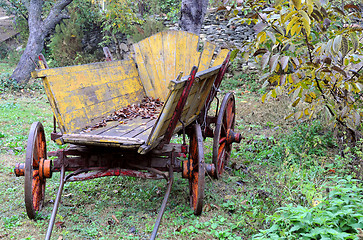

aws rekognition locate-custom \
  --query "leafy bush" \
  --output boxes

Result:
[253,176,363,239]
[229,0,363,143]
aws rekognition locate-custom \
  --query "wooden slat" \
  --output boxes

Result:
[133,35,165,100]
[102,118,153,137]
[133,43,157,98]
[175,31,189,78]
[148,33,167,94]
[212,49,230,67]
[184,33,200,75]
[198,41,216,71]
[62,134,144,148]
[121,118,156,138]
[162,31,177,85]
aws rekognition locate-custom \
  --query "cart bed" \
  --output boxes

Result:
[62,117,156,147]
[32,30,229,153]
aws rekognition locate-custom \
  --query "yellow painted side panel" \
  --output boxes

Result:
[38,60,146,133]
[212,49,229,67]
[198,41,216,71]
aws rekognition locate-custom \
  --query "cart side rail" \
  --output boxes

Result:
[138,64,223,154]
[32,59,146,134]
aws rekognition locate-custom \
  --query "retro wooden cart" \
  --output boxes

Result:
[14,30,242,239]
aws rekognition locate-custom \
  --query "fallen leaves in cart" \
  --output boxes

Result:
[81,97,164,132]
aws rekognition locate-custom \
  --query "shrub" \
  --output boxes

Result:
[229,0,363,144]
[253,176,363,239]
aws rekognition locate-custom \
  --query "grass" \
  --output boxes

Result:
[0,61,362,239]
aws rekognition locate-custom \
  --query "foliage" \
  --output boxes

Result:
[130,17,166,42]
[0,43,9,59]
[47,0,103,67]
[100,0,142,42]
[253,176,363,239]
[230,0,363,143]
[147,0,181,22]
[49,8,84,67]
[0,72,43,94]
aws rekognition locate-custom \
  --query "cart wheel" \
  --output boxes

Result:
[25,122,47,219]
[183,124,205,215]
[213,93,240,179]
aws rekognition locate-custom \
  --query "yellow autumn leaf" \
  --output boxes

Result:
[257,31,267,44]
[299,10,311,25]
[291,24,301,36]
[287,16,300,35]
[292,0,301,10]
[307,0,314,14]
[302,17,311,36]
[283,10,298,22]
[261,92,270,103]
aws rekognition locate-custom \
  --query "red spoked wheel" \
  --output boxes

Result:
[213,93,241,179]
[182,124,205,215]
[25,122,47,219]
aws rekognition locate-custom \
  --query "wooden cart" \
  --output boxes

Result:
[14,30,242,239]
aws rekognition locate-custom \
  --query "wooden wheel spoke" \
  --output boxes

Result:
[219,137,227,144]
[227,112,235,129]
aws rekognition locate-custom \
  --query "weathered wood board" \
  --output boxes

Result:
[32,60,146,134]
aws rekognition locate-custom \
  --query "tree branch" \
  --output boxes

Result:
[43,0,73,31]
[254,10,285,36]
[303,29,313,63]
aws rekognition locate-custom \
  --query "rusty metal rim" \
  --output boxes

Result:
[212,93,235,179]
[189,123,205,215]
[24,122,47,219]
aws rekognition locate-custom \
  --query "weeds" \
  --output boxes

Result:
[253,176,363,239]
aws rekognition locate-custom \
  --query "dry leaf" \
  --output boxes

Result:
[112,215,120,224]
[55,221,65,229]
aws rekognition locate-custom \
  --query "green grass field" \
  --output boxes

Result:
[0,62,362,240]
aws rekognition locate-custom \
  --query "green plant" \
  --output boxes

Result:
[130,17,166,42]
[230,0,363,144]
[253,176,363,239]
[49,6,84,67]
[100,0,142,49]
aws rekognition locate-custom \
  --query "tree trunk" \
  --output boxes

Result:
[179,0,208,35]
[10,0,73,84]
[11,30,45,84]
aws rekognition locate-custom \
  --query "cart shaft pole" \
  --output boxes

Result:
[150,165,174,240]
[45,165,65,240]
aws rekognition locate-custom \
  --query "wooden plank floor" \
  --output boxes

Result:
[71,117,157,145]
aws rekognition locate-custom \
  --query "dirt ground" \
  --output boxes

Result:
[0,8,17,43]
